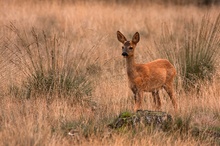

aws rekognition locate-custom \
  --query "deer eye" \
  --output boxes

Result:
[122,46,124,49]
[129,47,133,50]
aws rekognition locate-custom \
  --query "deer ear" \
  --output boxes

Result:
[132,32,140,44]
[117,31,127,44]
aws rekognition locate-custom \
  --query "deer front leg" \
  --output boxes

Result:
[133,91,143,112]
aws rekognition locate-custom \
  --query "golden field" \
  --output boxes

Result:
[0,0,220,145]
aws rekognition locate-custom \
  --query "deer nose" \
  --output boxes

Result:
[122,52,128,56]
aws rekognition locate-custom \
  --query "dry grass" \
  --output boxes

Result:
[0,1,220,145]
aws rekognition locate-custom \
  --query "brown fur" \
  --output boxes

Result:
[117,31,177,112]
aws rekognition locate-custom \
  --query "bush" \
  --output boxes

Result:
[7,24,93,100]
[155,14,220,90]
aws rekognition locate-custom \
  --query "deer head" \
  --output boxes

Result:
[117,31,140,58]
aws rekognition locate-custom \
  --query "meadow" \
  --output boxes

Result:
[0,0,220,145]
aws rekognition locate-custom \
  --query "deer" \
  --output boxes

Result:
[117,31,177,112]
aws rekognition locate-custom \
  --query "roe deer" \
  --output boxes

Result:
[117,31,177,112]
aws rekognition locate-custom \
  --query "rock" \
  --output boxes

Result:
[108,110,172,131]
[68,129,79,136]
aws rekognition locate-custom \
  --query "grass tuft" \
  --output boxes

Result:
[6,24,93,101]
[155,14,220,90]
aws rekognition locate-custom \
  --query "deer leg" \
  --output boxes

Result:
[164,83,178,112]
[133,91,143,112]
[152,90,161,110]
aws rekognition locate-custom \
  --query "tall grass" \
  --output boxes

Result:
[6,24,94,101]
[0,1,220,146]
[155,14,220,90]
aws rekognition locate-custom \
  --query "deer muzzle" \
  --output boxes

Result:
[122,52,128,57]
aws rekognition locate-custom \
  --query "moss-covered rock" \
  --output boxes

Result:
[108,110,172,131]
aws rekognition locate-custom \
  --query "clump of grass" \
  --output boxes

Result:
[155,14,220,90]
[6,24,94,101]
[171,115,192,134]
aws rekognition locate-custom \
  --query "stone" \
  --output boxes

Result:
[108,110,172,131]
